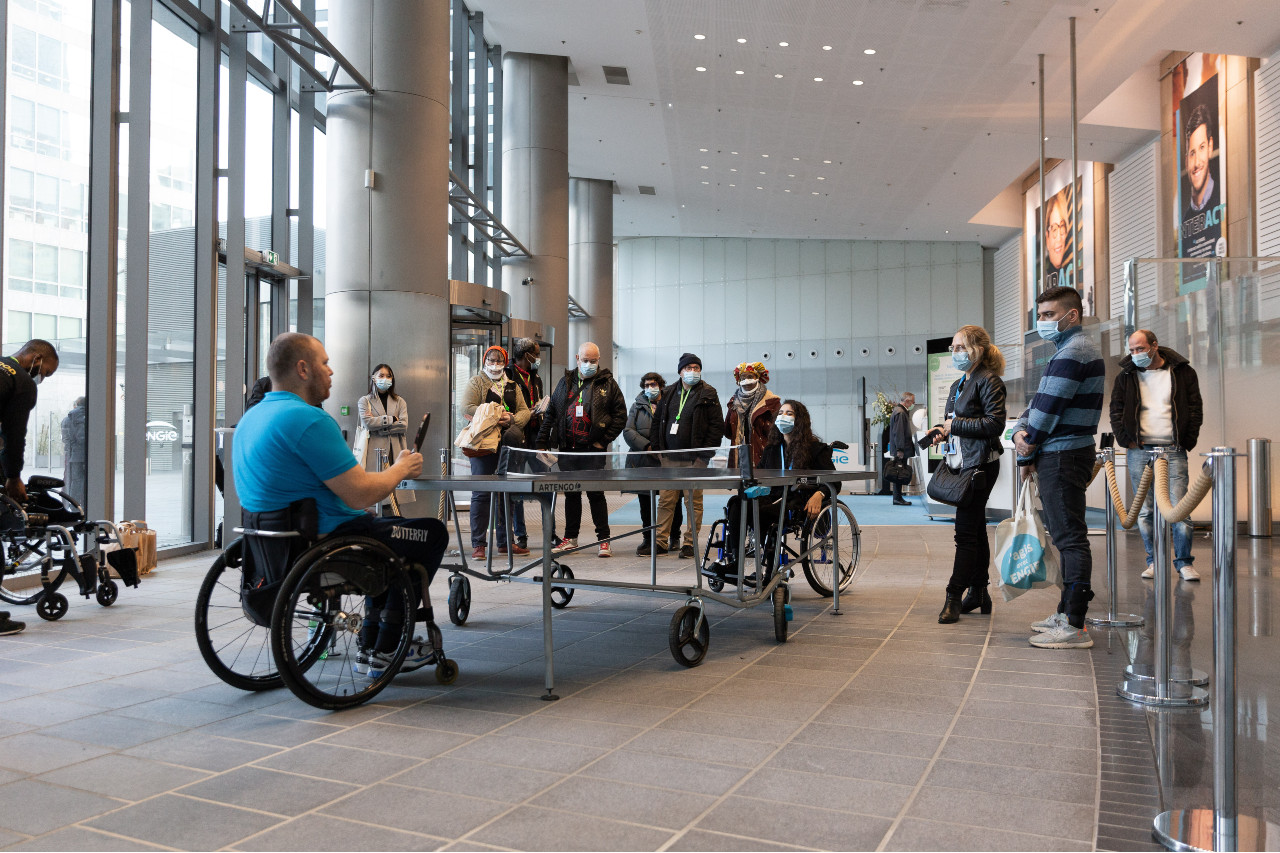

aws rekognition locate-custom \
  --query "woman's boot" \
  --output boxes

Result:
[938,594,961,624]
[960,585,993,615]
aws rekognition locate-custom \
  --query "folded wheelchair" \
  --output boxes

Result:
[193,499,458,710]
[0,475,140,621]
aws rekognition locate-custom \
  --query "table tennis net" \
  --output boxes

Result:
[497,445,752,479]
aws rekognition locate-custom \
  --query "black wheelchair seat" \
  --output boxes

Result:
[239,498,319,627]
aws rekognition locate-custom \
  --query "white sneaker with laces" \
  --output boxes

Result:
[1030,612,1066,634]
[598,542,612,558]
[1178,565,1200,582]
[1141,565,1155,579]
[1029,622,1094,649]
[552,538,577,554]
[398,637,435,672]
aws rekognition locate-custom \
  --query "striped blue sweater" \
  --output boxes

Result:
[1015,325,1104,457]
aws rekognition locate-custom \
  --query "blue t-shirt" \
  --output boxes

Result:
[232,391,363,534]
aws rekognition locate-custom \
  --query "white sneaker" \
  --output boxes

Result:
[1029,623,1094,649]
[551,538,577,554]
[1178,566,1200,582]
[597,542,612,558]
[1030,612,1066,634]
[1141,565,1155,579]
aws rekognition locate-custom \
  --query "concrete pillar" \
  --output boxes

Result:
[500,53,569,376]
[326,0,449,512]
[568,177,614,371]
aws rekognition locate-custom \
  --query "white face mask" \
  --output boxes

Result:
[484,364,505,380]
[579,362,598,378]
[682,370,701,386]
[775,415,795,434]
[738,379,759,393]
[374,377,392,392]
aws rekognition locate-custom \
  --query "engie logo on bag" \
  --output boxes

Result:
[1002,533,1045,588]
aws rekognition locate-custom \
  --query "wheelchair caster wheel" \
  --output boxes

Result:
[668,605,710,667]
[435,658,459,685]
[96,579,119,607]
[549,563,574,609]
[706,576,724,593]
[773,586,789,643]
[37,592,68,621]
[448,575,471,626]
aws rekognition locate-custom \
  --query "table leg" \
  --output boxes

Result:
[540,495,558,701]
[827,484,843,616]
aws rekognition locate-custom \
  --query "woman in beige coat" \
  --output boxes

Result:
[462,345,531,558]
[357,363,414,515]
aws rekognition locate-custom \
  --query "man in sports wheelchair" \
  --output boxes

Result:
[228,333,452,706]
[701,400,853,596]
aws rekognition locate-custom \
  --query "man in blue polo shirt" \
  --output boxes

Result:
[234,332,447,675]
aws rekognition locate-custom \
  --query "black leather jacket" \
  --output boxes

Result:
[944,368,1007,469]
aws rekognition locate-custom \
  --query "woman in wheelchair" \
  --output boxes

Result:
[704,400,835,585]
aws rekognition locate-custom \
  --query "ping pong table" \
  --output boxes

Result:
[402,465,873,699]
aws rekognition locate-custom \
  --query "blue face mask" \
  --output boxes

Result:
[1037,310,1077,343]
[951,351,972,372]
[644,387,660,400]
[1131,351,1152,369]
[530,358,541,371]
[775,415,795,434]
[579,362,598,378]
[682,370,701,386]
[374,378,393,392]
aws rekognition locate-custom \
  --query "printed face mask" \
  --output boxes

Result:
[738,379,759,392]
[775,415,795,434]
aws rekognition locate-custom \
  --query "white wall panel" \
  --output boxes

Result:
[704,239,726,282]
[878,241,906,269]
[747,240,775,278]
[725,238,748,280]
[801,240,826,275]
[800,273,826,333]
[775,276,803,342]
[1257,52,1280,320]
[824,272,853,340]
[1108,140,1159,320]
[655,237,679,286]
[826,240,852,273]
[992,234,1021,346]
[903,265,932,334]
[958,261,984,322]
[852,241,877,271]
[776,240,801,277]
[877,267,906,330]
[678,238,703,285]
[930,263,959,332]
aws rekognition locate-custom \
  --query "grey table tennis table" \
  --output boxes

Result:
[402,466,873,699]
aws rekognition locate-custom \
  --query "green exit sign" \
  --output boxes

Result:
[264,250,279,265]
[340,406,350,416]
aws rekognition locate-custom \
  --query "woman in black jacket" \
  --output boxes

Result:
[623,372,680,554]
[931,325,1007,624]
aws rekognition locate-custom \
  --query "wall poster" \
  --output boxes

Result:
[1172,53,1227,294]
[1025,162,1095,327]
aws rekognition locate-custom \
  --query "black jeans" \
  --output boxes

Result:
[945,459,1001,597]
[332,515,449,652]
[469,453,509,549]
[1035,446,1096,625]
[560,452,610,541]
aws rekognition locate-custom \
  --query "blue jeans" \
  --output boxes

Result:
[1127,447,1194,570]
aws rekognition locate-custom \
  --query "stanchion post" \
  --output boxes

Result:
[1090,447,1142,628]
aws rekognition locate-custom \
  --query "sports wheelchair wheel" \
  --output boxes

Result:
[668,604,710,667]
[799,501,861,597]
[194,541,283,691]
[271,537,415,711]
[448,574,471,626]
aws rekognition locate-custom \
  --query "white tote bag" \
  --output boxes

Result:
[995,477,1062,602]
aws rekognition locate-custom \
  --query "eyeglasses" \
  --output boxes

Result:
[1047,222,1068,237]
[947,346,968,353]
[642,383,660,389]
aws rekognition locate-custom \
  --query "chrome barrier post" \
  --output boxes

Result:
[1118,447,1208,707]
[1090,447,1142,628]
[1153,448,1263,852]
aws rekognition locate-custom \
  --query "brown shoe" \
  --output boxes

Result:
[510,543,530,555]
[471,546,485,559]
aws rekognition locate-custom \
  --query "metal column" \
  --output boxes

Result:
[223,6,250,525]
[568,177,614,371]
[500,52,570,376]
[326,0,452,503]
[295,0,317,335]
[1247,438,1271,538]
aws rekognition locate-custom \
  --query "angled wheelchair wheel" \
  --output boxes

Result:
[194,541,283,691]
[448,574,471,626]
[668,604,710,667]
[271,538,414,711]
[799,501,861,597]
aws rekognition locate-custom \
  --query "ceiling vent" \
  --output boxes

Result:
[603,65,630,85]
[638,185,656,195]
[566,59,579,87]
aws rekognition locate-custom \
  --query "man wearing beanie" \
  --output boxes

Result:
[645,353,724,557]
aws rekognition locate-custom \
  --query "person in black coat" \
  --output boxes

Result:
[646,352,724,557]
[930,326,1007,624]
[505,337,547,551]
[888,391,918,506]
[536,342,627,557]
[623,372,680,554]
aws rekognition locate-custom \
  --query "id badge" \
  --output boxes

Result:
[947,436,961,456]
[670,422,680,435]
[575,405,584,417]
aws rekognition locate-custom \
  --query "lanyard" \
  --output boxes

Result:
[781,444,792,470]
[676,385,692,422]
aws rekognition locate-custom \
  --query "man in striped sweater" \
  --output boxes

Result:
[1012,286,1105,649]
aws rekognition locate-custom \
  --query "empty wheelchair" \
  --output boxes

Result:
[0,475,139,620]
[700,494,861,598]
[193,498,458,710]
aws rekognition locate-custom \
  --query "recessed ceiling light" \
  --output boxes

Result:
[779,41,789,47]
[822,45,833,51]
[823,160,832,164]
[756,186,763,190]
[699,147,708,152]
[945,230,950,234]
[774,73,783,78]
[812,191,820,195]
[731,151,739,155]
[852,80,864,85]
[759,171,766,175]
[788,174,796,178]
[730,168,737,172]
[864,48,876,55]
[729,183,736,187]
[792,157,800,161]
[694,34,706,40]
[702,181,709,184]
[813,77,823,82]
[735,70,744,75]
[785,189,792,192]
[816,176,825,180]
[737,37,747,43]
[762,154,769,157]
[696,66,707,72]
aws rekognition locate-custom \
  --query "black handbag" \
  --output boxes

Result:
[927,464,985,507]
[884,458,913,486]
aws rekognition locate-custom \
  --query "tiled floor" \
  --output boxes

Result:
[0,521,1274,851]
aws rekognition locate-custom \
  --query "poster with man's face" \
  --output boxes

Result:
[1173,53,1226,294]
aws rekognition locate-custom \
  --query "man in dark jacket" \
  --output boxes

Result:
[646,352,724,557]
[0,339,59,636]
[1109,329,1204,581]
[505,337,545,551]
[537,342,626,557]
[888,391,917,506]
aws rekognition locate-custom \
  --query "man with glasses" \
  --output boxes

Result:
[1109,329,1204,581]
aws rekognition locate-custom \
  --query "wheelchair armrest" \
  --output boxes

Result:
[232,527,303,539]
